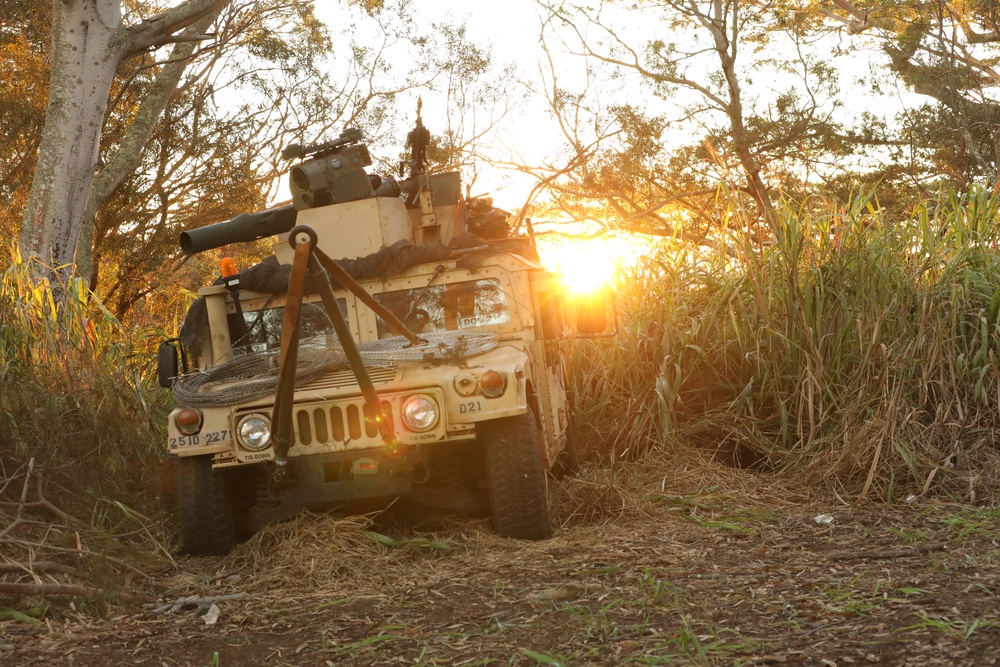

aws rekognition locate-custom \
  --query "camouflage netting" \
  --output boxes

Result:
[179,235,537,358]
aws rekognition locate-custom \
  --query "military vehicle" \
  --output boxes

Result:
[159,110,609,555]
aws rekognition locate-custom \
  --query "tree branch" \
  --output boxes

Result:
[964,30,1000,44]
[77,10,224,280]
[117,0,230,59]
[0,582,101,597]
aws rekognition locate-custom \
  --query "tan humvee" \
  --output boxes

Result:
[161,125,604,555]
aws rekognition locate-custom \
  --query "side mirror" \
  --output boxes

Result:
[158,341,179,388]
[576,294,608,334]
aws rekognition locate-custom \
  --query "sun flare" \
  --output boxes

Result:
[537,232,650,295]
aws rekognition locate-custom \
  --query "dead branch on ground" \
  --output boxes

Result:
[826,542,946,562]
[0,458,158,600]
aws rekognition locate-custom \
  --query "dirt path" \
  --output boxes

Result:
[3,457,1000,666]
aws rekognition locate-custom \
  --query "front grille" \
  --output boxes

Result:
[293,399,391,448]
[296,366,398,393]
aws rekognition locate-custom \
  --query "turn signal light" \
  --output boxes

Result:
[480,370,506,398]
[175,408,203,435]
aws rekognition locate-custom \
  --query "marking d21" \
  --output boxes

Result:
[459,401,482,414]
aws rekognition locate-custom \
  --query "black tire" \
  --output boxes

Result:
[481,411,553,540]
[177,456,238,555]
[552,413,580,479]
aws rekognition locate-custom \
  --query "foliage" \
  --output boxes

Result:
[529,0,850,238]
[506,0,1000,243]
[87,0,409,320]
[3,0,519,324]
[0,247,170,509]
[818,0,1000,190]
[0,0,49,242]
[572,186,1000,501]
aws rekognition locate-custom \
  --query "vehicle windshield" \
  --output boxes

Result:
[227,299,346,355]
[374,278,511,339]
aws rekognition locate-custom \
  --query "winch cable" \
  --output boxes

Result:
[170,345,346,408]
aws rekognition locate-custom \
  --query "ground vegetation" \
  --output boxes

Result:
[3,191,1000,664]
[3,1,1000,664]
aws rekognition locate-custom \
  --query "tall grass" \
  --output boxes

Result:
[0,249,171,512]
[572,187,1000,501]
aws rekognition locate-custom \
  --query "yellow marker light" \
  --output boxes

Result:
[175,409,203,435]
[479,370,507,398]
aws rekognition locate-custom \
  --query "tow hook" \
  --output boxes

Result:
[269,459,295,493]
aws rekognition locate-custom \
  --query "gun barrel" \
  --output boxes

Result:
[180,205,298,255]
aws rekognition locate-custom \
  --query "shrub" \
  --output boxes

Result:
[0,251,171,513]
[572,187,1000,501]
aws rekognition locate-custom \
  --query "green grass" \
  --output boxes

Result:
[571,186,1000,500]
[0,248,171,517]
[903,612,1000,641]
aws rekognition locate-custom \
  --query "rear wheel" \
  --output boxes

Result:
[177,456,238,555]
[481,411,552,540]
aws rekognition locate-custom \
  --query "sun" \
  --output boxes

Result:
[537,231,648,295]
[542,242,615,294]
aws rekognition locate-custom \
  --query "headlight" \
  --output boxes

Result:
[401,395,438,432]
[237,414,271,451]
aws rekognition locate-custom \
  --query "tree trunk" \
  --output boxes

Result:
[77,10,220,281]
[19,0,121,276]
[19,0,230,281]
[698,0,778,236]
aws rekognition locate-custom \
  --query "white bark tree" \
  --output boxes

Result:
[19,0,231,279]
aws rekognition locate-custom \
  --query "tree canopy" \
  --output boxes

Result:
[503,0,1000,242]
[5,0,1000,311]
[3,0,519,318]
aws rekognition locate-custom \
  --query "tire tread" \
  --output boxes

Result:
[177,456,238,555]
[482,412,552,540]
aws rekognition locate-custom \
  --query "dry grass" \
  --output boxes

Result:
[0,251,170,507]
[12,456,1000,666]
[571,187,1000,503]
[214,446,829,605]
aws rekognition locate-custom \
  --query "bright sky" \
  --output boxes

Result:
[305,1,938,285]
[311,0,557,205]
[413,0,543,60]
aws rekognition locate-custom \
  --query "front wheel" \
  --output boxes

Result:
[177,456,238,555]
[481,411,553,540]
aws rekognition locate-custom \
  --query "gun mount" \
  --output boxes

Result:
[180,204,298,256]
[179,120,474,257]
[284,127,378,210]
